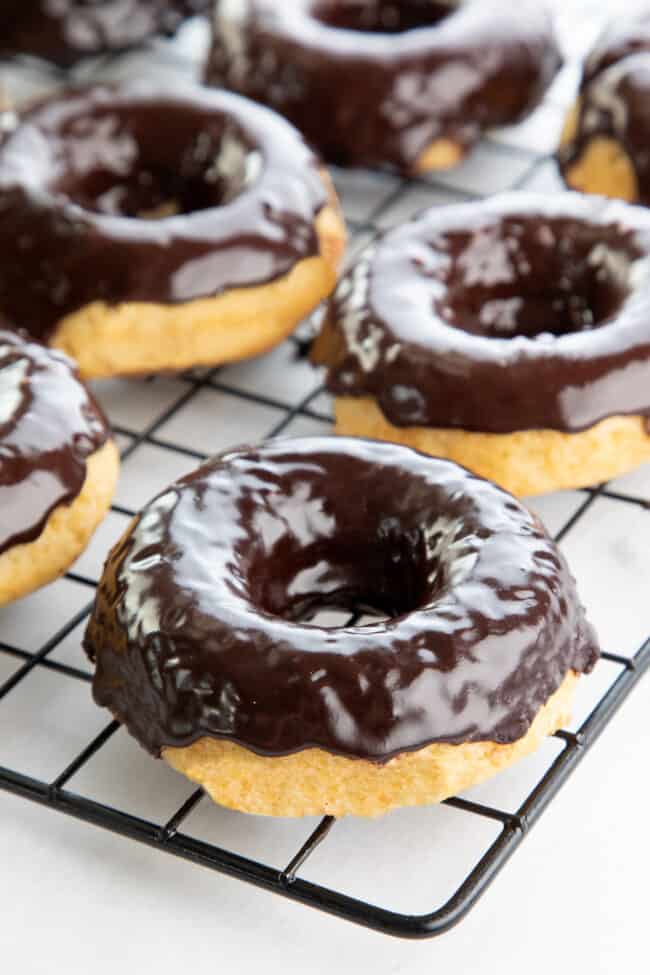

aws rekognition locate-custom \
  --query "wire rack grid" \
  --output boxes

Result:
[0,3,649,941]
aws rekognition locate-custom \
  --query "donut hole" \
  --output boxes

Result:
[247,517,442,623]
[312,0,455,34]
[434,217,641,339]
[50,102,259,219]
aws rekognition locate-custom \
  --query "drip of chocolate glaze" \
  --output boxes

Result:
[84,437,599,762]
[314,193,650,434]
[0,329,110,555]
[0,82,328,342]
[0,0,211,67]
[206,0,562,172]
[558,13,650,207]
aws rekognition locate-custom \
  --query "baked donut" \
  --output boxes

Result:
[0,1,211,68]
[312,193,650,497]
[0,82,345,380]
[83,437,599,818]
[559,11,650,204]
[0,329,119,606]
[205,0,562,174]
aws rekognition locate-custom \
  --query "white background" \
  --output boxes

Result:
[1,2,649,972]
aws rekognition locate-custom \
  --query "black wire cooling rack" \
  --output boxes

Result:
[1,25,649,941]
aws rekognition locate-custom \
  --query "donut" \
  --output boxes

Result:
[83,437,599,818]
[0,329,119,607]
[205,0,562,174]
[0,82,345,380]
[559,11,650,204]
[312,193,650,497]
[0,1,211,68]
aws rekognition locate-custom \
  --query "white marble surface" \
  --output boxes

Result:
[0,2,649,972]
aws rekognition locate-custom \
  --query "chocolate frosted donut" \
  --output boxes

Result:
[84,437,598,817]
[559,10,650,205]
[0,1,211,67]
[313,193,650,496]
[0,82,345,379]
[0,329,119,606]
[206,0,562,173]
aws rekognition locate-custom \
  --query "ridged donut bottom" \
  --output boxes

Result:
[164,672,578,818]
[334,397,650,497]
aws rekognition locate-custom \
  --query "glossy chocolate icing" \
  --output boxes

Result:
[0,329,110,555]
[558,12,650,206]
[0,82,328,342]
[0,0,211,67]
[206,0,562,172]
[314,193,650,434]
[84,437,598,761]
[582,12,650,87]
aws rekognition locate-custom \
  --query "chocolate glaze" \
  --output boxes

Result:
[206,0,562,173]
[84,437,598,761]
[581,12,650,87]
[0,1,211,67]
[0,329,110,555]
[0,82,328,342]
[313,193,650,434]
[558,12,650,206]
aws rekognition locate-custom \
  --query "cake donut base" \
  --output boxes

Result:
[165,672,578,818]
[0,440,120,606]
[560,100,639,202]
[414,138,466,173]
[51,203,345,380]
[334,397,650,497]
